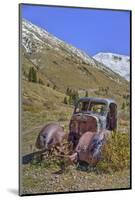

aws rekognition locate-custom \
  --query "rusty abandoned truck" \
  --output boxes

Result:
[36,97,117,165]
[68,97,117,149]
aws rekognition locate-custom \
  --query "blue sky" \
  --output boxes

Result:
[21,4,130,56]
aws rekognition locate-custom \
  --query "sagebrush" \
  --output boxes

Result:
[97,132,130,173]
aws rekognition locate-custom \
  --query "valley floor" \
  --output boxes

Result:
[20,120,130,195]
[21,165,130,195]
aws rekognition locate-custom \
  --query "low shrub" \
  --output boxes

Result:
[96,132,130,173]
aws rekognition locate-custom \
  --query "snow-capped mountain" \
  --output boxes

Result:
[93,52,130,81]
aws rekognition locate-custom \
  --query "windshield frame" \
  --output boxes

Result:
[74,99,108,116]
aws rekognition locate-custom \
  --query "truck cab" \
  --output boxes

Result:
[68,97,117,148]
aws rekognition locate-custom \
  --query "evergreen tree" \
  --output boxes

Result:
[68,88,72,96]
[68,95,72,105]
[66,88,70,95]
[32,68,37,82]
[71,90,79,104]
[28,67,37,83]
[65,87,79,105]
[64,96,68,104]
[85,90,88,97]
[28,67,32,82]
[121,102,125,110]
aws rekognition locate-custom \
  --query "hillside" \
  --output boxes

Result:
[22,19,129,105]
